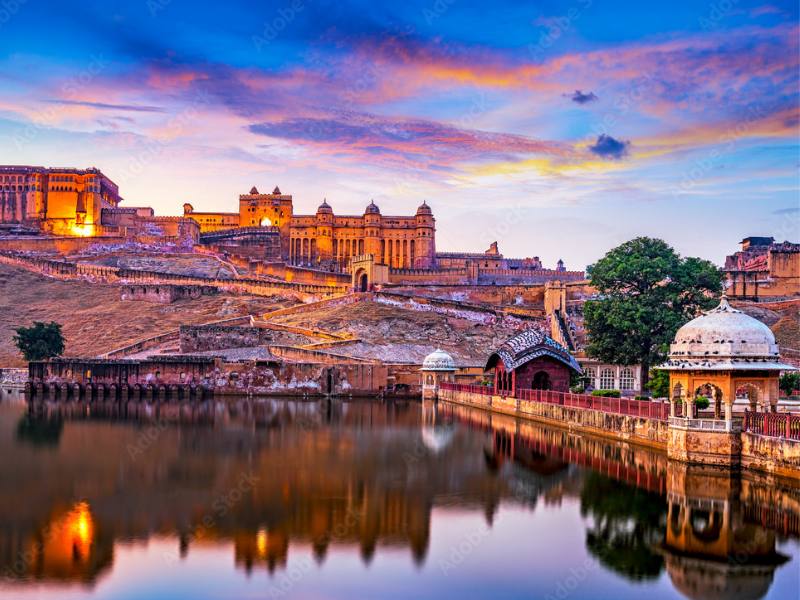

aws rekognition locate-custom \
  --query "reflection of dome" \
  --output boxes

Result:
[421,349,456,371]
[317,199,332,214]
[664,296,794,371]
[416,200,432,215]
[663,554,780,600]
[364,200,380,214]
[421,425,454,452]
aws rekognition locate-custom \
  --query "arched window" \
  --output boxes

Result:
[599,368,615,390]
[620,368,635,391]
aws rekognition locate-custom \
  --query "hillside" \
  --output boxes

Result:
[0,264,294,367]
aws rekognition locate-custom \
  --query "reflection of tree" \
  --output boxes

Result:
[580,472,666,581]
[16,413,63,447]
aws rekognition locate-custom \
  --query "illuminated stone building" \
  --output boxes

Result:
[289,199,436,269]
[0,166,121,235]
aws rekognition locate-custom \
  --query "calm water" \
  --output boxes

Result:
[0,389,798,600]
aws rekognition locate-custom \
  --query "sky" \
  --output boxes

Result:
[0,0,798,269]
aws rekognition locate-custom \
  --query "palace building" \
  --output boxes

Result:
[0,166,122,236]
[184,189,437,270]
[0,167,581,285]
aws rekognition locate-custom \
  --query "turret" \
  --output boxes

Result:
[315,199,333,262]
[363,200,381,258]
[414,201,435,268]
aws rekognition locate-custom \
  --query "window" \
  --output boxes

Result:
[620,368,635,391]
[599,368,615,390]
[584,367,596,388]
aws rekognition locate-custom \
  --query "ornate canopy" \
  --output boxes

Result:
[485,329,581,373]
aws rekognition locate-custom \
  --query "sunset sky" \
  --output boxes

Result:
[1,0,797,268]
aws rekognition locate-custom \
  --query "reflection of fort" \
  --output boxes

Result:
[0,396,797,595]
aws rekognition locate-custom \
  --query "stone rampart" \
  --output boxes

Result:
[179,325,275,353]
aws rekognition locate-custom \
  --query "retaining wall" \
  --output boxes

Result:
[440,388,668,449]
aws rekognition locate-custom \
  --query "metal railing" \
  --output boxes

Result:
[744,410,800,440]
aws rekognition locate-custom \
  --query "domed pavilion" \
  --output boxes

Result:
[420,349,456,400]
[661,296,795,423]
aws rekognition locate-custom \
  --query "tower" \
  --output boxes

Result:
[315,199,334,264]
[363,200,382,259]
[414,201,436,269]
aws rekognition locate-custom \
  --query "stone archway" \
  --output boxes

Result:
[354,270,369,292]
[735,382,762,412]
[694,383,724,419]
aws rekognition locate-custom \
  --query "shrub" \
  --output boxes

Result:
[780,372,800,396]
[634,395,649,401]
[694,395,710,410]
[13,321,65,362]
[591,389,621,398]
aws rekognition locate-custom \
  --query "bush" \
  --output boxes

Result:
[694,395,710,410]
[634,395,649,401]
[13,321,65,362]
[646,369,670,398]
[780,372,800,396]
[591,389,621,398]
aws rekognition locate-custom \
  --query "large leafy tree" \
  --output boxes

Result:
[584,238,722,389]
[13,321,65,362]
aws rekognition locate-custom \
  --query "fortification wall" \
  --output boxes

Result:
[0,252,349,298]
[179,325,274,353]
[120,284,219,303]
[0,235,126,254]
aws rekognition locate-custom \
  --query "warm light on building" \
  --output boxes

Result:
[70,223,96,237]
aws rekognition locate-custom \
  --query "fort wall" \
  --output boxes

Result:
[121,284,219,303]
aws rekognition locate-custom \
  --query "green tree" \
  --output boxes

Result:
[13,321,65,362]
[780,372,800,396]
[584,238,722,389]
[646,369,670,398]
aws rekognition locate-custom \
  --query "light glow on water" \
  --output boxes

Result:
[0,394,797,600]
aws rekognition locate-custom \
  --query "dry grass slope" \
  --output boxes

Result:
[0,264,294,366]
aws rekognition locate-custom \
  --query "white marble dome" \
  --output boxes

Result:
[664,296,793,371]
[421,349,456,371]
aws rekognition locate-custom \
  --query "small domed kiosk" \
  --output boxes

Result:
[421,349,456,400]
[662,296,796,466]
[662,296,795,422]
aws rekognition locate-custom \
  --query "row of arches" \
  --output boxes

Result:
[288,237,419,268]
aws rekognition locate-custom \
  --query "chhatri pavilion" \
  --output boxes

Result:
[662,296,796,423]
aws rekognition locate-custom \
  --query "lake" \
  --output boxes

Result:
[1,389,798,600]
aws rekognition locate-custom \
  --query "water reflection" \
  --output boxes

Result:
[0,392,797,599]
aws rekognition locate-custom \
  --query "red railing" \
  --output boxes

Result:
[744,410,800,440]
[440,383,670,420]
[442,383,494,396]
